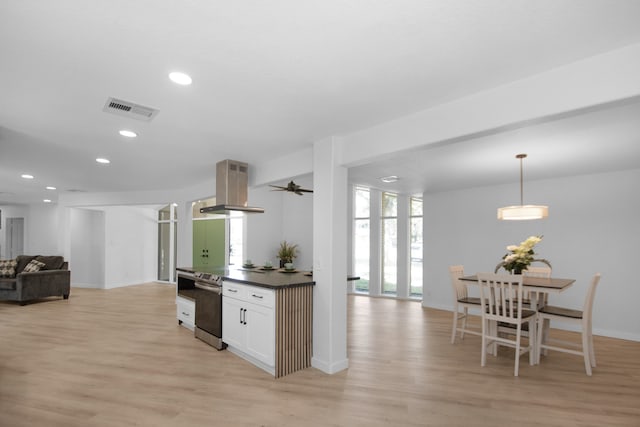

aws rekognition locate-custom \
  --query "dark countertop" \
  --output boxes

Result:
[177,266,315,289]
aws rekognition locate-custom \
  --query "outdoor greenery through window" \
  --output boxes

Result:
[381,192,397,295]
[351,185,423,299]
[353,187,370,292]
[410,197,423,298]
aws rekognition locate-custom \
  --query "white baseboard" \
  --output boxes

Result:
[71,282,102,289]
[311,356,349,374]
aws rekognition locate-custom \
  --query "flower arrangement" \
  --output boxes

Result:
[501,235,544,274]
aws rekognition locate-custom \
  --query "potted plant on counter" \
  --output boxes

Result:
[277,241,298,268]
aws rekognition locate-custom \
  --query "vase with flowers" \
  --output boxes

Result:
[500,235,547,274]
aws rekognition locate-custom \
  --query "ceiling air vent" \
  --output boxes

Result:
[103,97,159,121]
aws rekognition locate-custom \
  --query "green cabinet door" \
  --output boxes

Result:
[193,219,226,268]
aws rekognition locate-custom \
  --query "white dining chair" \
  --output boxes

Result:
[449,265,481,344]
[496,266,552,360]
[536,273,601,376]
[478,273,537,376]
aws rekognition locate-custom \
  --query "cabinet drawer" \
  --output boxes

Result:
[223,282,247,299]
[243,284,275,308]
[176,296,195,329]
[223,281,274,308]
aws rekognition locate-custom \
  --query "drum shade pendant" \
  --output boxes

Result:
[497,154,549,220]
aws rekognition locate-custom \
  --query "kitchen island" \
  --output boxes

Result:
[176,267,315,378]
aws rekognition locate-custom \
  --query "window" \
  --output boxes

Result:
[409,197,423,298]
[351,186,423,300]
[381,192,397,295]
[353,186,370,292]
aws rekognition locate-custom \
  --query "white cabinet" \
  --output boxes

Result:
[221,295,245,349]
[222,281,275,372]
[176,296,195,330]
[244,302,274,365]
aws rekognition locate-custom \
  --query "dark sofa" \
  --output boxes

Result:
[0,255,70,305]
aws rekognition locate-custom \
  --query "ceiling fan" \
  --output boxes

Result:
[269,180,313,196]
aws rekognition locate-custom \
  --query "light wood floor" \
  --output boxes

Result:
[1,284,639,427]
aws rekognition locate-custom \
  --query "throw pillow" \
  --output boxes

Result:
[16,255,37,274]
[35,255,65,270]
[0,259,18,278]
[22,259,46,273]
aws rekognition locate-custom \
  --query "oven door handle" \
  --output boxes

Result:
[194,282,222,294]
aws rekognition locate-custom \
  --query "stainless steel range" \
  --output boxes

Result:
[178,271,226,350]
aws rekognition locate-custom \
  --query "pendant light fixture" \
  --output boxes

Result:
[497,153,549,220]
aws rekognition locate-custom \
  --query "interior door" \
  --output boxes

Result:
[6,217,24,258]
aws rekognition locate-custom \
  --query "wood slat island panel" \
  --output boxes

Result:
[276,285,313,378]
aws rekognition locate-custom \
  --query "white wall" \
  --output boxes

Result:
[25,204,61,255]
[68,206,156,289]
[103,206,157,288]
[280,175,313,270]
[423,168,640,341]
[70,208,105,288]
[244,186,283,265]
[245,176,314,269]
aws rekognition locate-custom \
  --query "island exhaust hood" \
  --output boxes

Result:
[200,160,265,216]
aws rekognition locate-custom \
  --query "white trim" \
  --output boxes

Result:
[312,356,349,374]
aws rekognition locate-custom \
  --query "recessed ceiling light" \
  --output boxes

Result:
[380,175,399,183]
[21,174,34,179]
[43,199,52,203]
[96,158,110,164]
[46,186,57,190]
[169,71,192,85]
[119,130,137,138]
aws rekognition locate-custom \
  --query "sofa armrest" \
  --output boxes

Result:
[16,269,71,301]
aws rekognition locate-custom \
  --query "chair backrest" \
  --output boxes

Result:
[477,273,525,322]
[448,265,467,301]
[523,266,551,278]
[583,273,601,322]
[522,265,552,301]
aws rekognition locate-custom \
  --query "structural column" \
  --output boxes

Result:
[311,136,348,374]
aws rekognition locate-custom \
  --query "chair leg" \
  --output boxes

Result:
[581,329,592,376]
[528,318,536,366]
[490,321,498,356]
[514,327,521,377]
[541,318,550,356]
[481,319,487,367]
[536,315,545,364]
[460,307,468,340]
[451,306,459,344]
[588,324,596,367]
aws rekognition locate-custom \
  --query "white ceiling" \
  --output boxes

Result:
[2,0,640,204]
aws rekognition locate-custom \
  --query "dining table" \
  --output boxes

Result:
[460,274,576,362]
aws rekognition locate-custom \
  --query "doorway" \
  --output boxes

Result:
[157,204,177,282]
[5,217,24,258]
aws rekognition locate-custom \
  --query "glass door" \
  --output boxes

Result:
[158,204,177,282]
